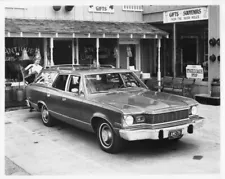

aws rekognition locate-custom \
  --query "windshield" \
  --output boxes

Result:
[85,72,147,94]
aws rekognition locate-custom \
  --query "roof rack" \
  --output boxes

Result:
[45,64,115,71]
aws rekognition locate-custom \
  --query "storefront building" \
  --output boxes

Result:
[4,5,168,107]
[143,5,220,97]
[5,5,220,107]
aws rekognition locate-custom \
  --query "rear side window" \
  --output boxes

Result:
[52,75,68,91]
[35,71,58,86]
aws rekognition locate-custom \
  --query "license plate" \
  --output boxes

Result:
[168,129,182,139]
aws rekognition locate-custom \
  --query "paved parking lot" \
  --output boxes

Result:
[5,104,220,175]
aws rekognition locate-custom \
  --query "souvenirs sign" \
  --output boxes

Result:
[163,7,208,23]
[186,65,204,80]
[88,5,114,13]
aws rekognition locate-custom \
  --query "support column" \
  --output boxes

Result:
[50,38,54,66]
[173,23,176,77]
[208,5,220,95]
[43,38,48,68]
[181,49,183,74]
[96,38,99,67]
[116,39,120,68]
[76,38,79,64]
[72,38,75,65]
[153,40,157,74]
[157,38,161,92]
[196,37,199,64]
[135,42,141,71]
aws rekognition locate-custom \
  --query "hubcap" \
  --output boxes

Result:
[100,124,113,148]
[42,107,49,123]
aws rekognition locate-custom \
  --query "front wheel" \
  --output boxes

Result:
[41,105,55,127]
[97,121,124,154]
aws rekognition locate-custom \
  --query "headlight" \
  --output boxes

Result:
[190,106,198,115]
[123,115,134,126]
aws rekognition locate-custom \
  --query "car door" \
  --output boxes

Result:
[60,75,90,129]
[45,74,69,121]
[26,72,48,109]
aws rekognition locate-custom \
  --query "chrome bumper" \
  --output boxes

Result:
[119,118,204,141]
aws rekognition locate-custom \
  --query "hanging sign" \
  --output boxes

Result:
[163,7,208,23]
[186,65,204,79]
[88,5,114,13]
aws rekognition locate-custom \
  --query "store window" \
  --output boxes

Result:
[176,33,208,80]
[99,39,117,67]
[53,40,72,65]
[79,38,96,65]
[5,38,43,83]
[158,20,208,80]
[79,38,117,67]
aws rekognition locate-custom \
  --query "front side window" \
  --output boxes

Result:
[85,72,146,94]
[67,75,81,94]
[52,74,68,91]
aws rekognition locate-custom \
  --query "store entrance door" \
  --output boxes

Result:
[53,40,72,65]
[182,38,197,65]
[179,38,197,76]
[119,44,136,69]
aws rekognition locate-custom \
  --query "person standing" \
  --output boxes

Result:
[24,59,43,83]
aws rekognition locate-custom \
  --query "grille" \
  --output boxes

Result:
[145,110,189,124]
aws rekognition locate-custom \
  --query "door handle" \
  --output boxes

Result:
[62,97,66,101]
[47,93,50,97]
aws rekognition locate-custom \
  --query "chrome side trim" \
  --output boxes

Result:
[49,110,91,126]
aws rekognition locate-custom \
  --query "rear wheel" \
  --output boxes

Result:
[41,105,55,127]
[97,121,124,154]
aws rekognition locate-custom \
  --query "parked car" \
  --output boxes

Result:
[25,65,204,153]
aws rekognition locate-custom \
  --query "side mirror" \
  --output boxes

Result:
[71,88,78,93]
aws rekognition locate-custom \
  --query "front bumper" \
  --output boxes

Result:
[119,117,204,141]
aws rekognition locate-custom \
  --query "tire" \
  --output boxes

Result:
[97,121,124,154]
[41,105,55,127]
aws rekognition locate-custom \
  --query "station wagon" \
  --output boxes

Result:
[26,65,204,153]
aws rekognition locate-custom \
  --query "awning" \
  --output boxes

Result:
[5,18,168,38]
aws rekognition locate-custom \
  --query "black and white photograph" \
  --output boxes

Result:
[2,0,223,177]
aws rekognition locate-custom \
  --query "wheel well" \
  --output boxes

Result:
[91,117,106,133]
[37,102,44,112]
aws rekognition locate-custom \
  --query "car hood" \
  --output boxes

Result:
[91,89,198,114]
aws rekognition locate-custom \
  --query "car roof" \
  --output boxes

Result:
[43,65,132,75]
